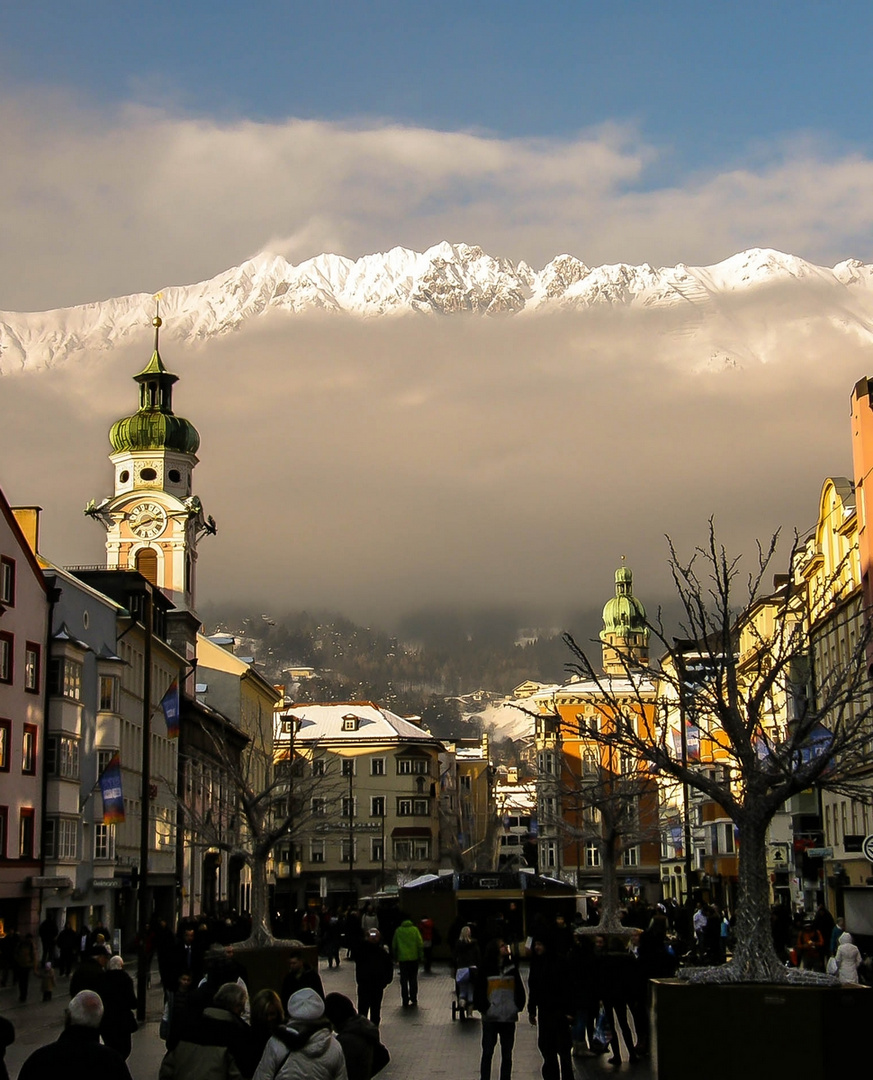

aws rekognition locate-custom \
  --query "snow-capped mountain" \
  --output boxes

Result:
[4,242,873,372]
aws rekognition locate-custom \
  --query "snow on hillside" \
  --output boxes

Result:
[4,242,873,372]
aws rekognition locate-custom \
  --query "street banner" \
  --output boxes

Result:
[161,679,180,738]
[99,752,125,824]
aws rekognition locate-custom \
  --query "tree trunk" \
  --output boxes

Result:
[241,854,275,948]
[723,810,786,982]
[597,831,626,932]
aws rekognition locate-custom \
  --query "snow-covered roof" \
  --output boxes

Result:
[280,701,442,747]
[531,673,657,701]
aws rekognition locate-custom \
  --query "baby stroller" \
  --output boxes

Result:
[452,965,476,1020]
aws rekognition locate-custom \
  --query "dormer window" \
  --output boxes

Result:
[342,714,359,732]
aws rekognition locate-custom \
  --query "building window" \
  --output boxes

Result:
[541,840,558,869]
[0,720,9,772]
[341,839,357,863]
[586,842,601,867]
[97,748,116,778]
[622,846,639,867]
[94,824,116,861]
[397,798,429,817]
[99,675,119,712]
[370,837,384,862]
[371,796,385,817]
[44,817,77,861]
[0,634,12,684]
[460,775,472,791]
[49,657,83,700]
[19,808,35,859]
[341,759,355,777]
[312,759,325,776]
[371,758,385,776]
[311,798,326,817]
[392,838,431,861]
[342,797,357,818]
[0,806,6,858]
[0,557,14,607]
[398,758,428,775]
[46,736,79,780]
[21,725,37,776]
[310,840,325,863]
[24,644,40,694]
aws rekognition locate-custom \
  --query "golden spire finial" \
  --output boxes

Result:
[153,292,163,349]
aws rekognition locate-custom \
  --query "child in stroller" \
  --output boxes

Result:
[452,925,480,1021]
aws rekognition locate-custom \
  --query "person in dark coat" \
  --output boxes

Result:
[70,943,109,997]
[13,933,37,1002]
[172,925,204,986]
[160,981,260,1080]
[352,929,394,1026]
[100,955,138,1060]
[250,989,284,1062]
[280,943,325,1005]
[39,915,58,967]
[0,1010,13,1080]
[323,912,345,969]
[18,990,132,1080]
[153,918,176,988]
[323,993,386,1080]
[57,921,79,977]
[161,972,196,1049]
[527,935,574,1080]
[591,935,637,1067]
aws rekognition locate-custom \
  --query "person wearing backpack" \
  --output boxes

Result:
[253,989,347,1080]
[474,939,526,1080]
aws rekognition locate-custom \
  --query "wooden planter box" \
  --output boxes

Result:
[232,943,320,1000]
[652,979,872,1079]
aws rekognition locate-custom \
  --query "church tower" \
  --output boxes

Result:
[600,562,649,675]
[86,308,215,619]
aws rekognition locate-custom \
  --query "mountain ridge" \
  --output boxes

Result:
[4,241,873,372]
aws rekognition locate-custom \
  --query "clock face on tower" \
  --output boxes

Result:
[128,501,168,539]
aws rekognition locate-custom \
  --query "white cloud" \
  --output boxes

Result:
[4,94,873,313]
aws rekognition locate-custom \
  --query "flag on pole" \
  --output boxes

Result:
[99,752,125,824]
[161,679,180,738]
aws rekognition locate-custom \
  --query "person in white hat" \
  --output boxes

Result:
[253,988,348,1080]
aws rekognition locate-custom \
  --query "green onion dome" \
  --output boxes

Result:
[109,343,200,455]
[600,565,648,641]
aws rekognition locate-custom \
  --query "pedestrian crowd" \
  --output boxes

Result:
[3,897,872,1080]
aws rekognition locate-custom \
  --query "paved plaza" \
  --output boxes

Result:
[0,958,651,1080]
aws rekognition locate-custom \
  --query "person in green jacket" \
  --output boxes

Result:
[391,919,424,1007]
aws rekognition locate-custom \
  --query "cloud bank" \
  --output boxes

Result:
[1,299,866,644]
[4,92,873,313]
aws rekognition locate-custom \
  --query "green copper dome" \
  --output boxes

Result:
[600,565,649,642]
[109,339,200,455]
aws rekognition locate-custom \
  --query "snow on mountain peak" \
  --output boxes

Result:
[3,243,873,372]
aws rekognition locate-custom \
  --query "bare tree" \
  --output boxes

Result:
[171,707,344,948]
[561,524,873,981]
[557,757,661,932]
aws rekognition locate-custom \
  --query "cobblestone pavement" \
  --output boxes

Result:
[1,959,653,1079]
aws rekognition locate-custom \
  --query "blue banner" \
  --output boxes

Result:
[99,752,125,824]
[161,679,180,739]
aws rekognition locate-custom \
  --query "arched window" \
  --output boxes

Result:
[136,547,158,586]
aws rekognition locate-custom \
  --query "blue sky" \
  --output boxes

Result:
[5,3,868,153]
[3,2,873,308]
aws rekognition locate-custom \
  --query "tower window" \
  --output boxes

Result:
[168,469,181,483]
[136,548,158,586]
[140,468,157,481]
[119,470,130,483]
